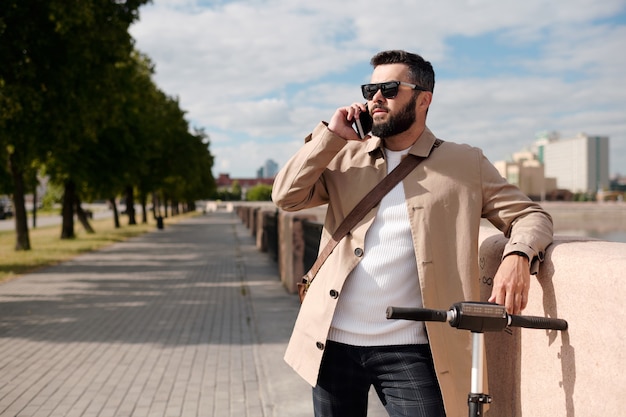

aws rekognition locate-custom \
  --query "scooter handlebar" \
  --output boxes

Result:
[387,302,568,332]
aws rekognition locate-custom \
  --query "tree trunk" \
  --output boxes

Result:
[152,193,160,219]
[8,152,31,251]
[75,196,94,234]
[109,197,120,228]
[124,185,136,225]
[61,180,75,239]
[32,185,37,229]
[140,193,148,224]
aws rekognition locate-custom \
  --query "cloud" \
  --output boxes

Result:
[130,0,626,176]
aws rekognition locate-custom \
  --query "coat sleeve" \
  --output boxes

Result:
[271,123,347,212]
[478,150,553,274]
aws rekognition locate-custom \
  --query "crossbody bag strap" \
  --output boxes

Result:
[302,139,442,287]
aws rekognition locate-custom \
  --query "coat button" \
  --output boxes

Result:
[316,342,325,350]
[329,289,339,299]
[354,248,364,257]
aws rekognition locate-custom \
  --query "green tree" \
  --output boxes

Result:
[2,1,217,246]
[79,51,155,228]
[135,90,215,219]
[0,0,149,246]
[0,0,52,249]
[231,181,242,201]
[47,0,148,239]
[246,184,273,201]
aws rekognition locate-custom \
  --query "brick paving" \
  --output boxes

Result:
[0,212,387,417]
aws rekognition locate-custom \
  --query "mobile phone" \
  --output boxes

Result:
[354,105,373,139]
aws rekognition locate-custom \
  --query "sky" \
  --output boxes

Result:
[129,0,626,179]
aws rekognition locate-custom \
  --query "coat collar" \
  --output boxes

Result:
[366,126,439,159]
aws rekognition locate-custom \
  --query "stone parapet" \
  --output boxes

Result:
[275,207,326,293]
[255,207,278,251]
[479,227,625,416]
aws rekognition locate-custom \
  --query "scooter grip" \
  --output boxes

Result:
[386,307,448,322]
[508,314,568,331]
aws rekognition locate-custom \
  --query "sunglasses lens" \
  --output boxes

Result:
[380,82,399,99]
[362,84,377,100]
[361,82,400,100]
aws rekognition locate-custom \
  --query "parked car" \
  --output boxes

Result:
[0,198,13,220]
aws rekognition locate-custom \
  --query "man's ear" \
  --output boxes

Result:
[418,91,433,112]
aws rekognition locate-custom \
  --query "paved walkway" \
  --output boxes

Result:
[0,212,387,417]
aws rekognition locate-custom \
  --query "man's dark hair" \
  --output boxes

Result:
[370,50,435,93]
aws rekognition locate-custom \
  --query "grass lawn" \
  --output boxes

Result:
[0,212,198,284]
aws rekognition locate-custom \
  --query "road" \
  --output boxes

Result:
[0,204,114,231]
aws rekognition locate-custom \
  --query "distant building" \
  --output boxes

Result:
[532,130,560,164]
[217,159,278,199]
[216,174,274,189]
[255,159,279,179]
[260,159,278,179]
[494,131,611,199]
[215,173,274,199]
[494,150,557,201]
[543,133,609,193]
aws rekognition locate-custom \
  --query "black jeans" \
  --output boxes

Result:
[313,341,446,417]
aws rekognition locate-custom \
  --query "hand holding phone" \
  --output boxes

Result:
[353,105,373,139]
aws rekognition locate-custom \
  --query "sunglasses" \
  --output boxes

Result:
[361,81,430,100]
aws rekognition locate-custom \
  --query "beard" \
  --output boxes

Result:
[371,93,418,139]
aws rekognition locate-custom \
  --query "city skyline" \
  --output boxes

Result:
[130,0,626,178]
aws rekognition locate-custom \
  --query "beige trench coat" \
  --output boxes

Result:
[271,123,553,416]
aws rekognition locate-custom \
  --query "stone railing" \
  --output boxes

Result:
[233,201,625,416]
[478,227,625,416]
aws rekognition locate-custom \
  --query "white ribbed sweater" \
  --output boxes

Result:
[328,148,428,346]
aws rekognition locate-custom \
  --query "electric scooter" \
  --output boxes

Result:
[386,301,568,417]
